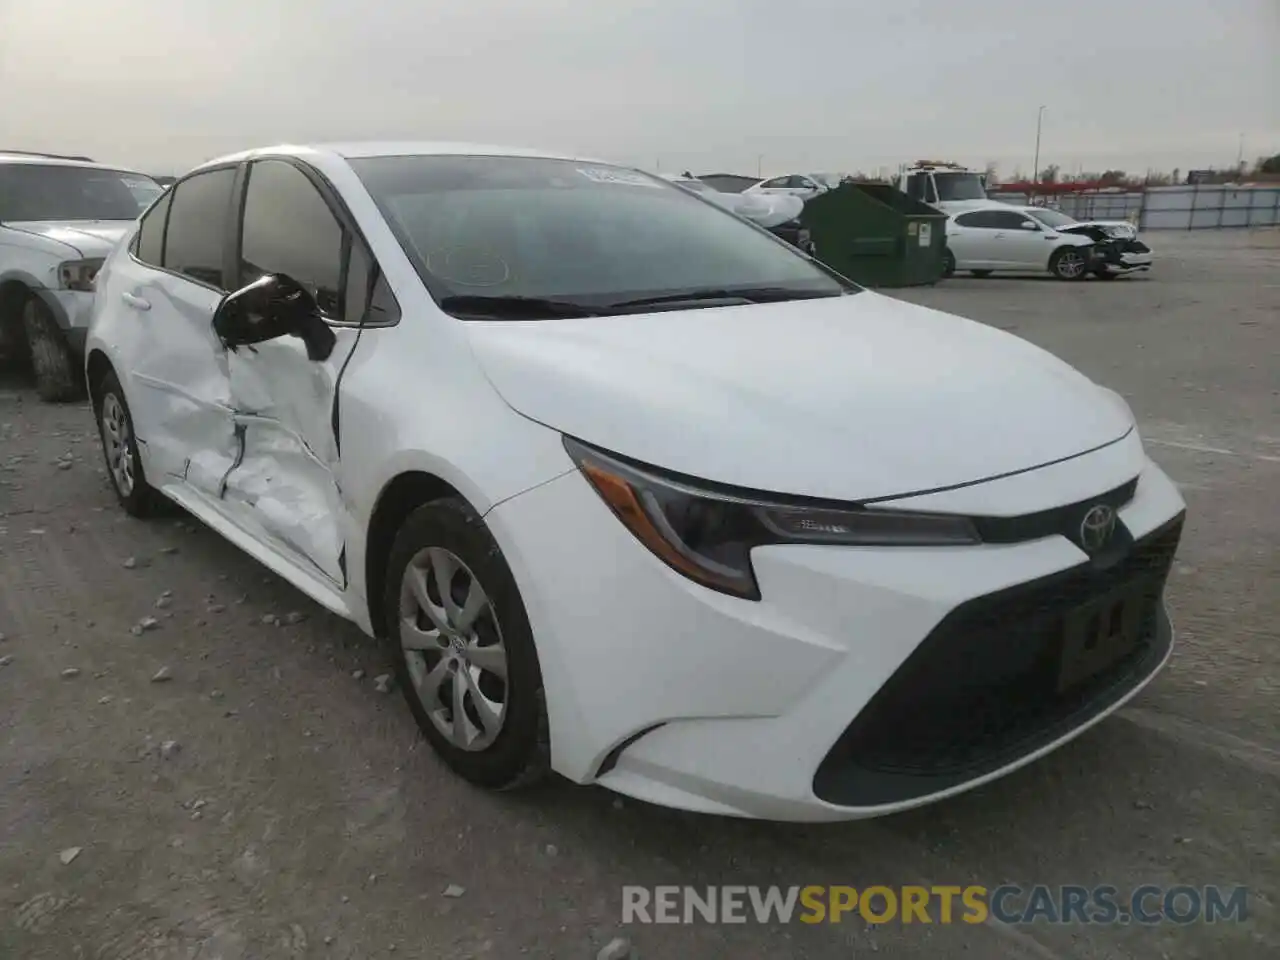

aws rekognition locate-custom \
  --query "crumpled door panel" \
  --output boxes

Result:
[221,331,357,585]
[125,273,239,500]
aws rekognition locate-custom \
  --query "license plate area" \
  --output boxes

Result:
[1058,581,1147,692]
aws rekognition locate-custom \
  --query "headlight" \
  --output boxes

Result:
[564,437,980,600]
[1104,224,1136,239]
[58,257,105,292]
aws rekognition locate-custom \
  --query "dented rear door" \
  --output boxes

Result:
[119,166,240,498]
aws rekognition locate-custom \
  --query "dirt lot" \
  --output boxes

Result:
[1,229,1277,960]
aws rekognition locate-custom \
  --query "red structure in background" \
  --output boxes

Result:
[989,180,1127,195]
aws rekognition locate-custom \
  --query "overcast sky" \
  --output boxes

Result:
[1,0,1275,178]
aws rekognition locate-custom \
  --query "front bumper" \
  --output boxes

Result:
[1096,239,1153,274]
[486,448,1187,821]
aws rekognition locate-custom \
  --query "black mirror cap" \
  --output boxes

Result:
[213,273,336,362]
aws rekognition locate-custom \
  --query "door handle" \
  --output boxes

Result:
[121,292,151,311]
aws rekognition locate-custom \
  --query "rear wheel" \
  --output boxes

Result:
[383,497,550,790]
[1049,247,1089,281]
[23,298,83,402]
[95,370,160,517]
[969,269,993,279]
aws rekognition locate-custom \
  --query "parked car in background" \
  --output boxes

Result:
[663,173,814,254]
[1023,207,1153,279]
[87,142,1185,822]
[0,152,162,399]
[943,203,1099,280]
[747,174,824,199]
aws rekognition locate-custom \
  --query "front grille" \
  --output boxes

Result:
[813,513,1184,806]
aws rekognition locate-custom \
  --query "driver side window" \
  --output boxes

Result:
[240,160,345,319]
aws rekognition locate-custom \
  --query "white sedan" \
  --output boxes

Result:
[944,203,1099,280]
[86,143,1186,821]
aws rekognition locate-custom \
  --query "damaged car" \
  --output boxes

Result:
[1024,207,1153,279]
[87,143,1186,822]
[0,151,163,399]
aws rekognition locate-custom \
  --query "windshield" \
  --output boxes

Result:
[351,155,853,317]
[934,173,988,201]
[1026,208,1077,229]
[810,173,844,188]
[0,164,160,221]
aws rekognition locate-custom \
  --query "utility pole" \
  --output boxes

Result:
[1237,133,1245,172]
[1032,105,1046,198]
[757,154,763,178]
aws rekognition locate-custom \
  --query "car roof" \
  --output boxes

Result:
[190,141,614,174]
[0,152,149,175]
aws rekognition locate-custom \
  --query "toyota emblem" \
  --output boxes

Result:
[1079,504,1117,552]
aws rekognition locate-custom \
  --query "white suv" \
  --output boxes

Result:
[0,152,162,399]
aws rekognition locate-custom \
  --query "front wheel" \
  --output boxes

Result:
[23,298,83,402]
[383,497,550,791]
[1049,247,1089,281]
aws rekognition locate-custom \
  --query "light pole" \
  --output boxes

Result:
[1032,105,1046,198]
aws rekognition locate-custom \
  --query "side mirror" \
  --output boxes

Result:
[212,273,336,361]
[1020,221,1039,231]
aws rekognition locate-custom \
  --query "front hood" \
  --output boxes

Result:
[5,220,133,256]
[466,293,1133,502]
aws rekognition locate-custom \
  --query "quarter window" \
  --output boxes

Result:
[239,160,344,318]
[163,168,236,288]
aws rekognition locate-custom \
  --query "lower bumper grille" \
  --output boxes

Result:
[813,513,1184,807]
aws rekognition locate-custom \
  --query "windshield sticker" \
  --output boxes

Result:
[576,167,660,188]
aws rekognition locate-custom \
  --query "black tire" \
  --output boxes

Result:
[941,248,955,279]
[1093,269,1118,280]
[969,269,993,279]
[1049,247,1089,281]
[382,497,550,791]
[94,370,160,517]
[23,298,83,402]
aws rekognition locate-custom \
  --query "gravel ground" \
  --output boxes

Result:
[1,229,1277,959]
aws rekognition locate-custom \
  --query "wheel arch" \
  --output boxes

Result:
[0,278,33,355]
[85,348,116,409]
[363,470,472,639]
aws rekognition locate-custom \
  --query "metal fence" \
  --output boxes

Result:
[993,185,1280,230]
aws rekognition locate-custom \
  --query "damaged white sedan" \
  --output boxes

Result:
[87,143,1186,821]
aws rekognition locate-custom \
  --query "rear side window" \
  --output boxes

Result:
[955,210,1002,229]
[239,160,344,319]
[133,189,172,266]
[163,167,235,288]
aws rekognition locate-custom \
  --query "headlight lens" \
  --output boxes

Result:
[58,257,105,292]
[565,437,980,600]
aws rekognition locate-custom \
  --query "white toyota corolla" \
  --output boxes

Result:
[86,143,1186,821]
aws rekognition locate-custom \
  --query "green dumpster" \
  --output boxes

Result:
[799,182,948,288]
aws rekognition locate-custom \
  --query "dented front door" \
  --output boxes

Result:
[221,334,355,585]
[213,156,372,586]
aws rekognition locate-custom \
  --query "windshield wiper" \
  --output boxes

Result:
[609,286,844,310]
[438,295,605,320]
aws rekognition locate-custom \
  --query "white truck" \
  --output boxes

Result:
[896,161,991,214]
